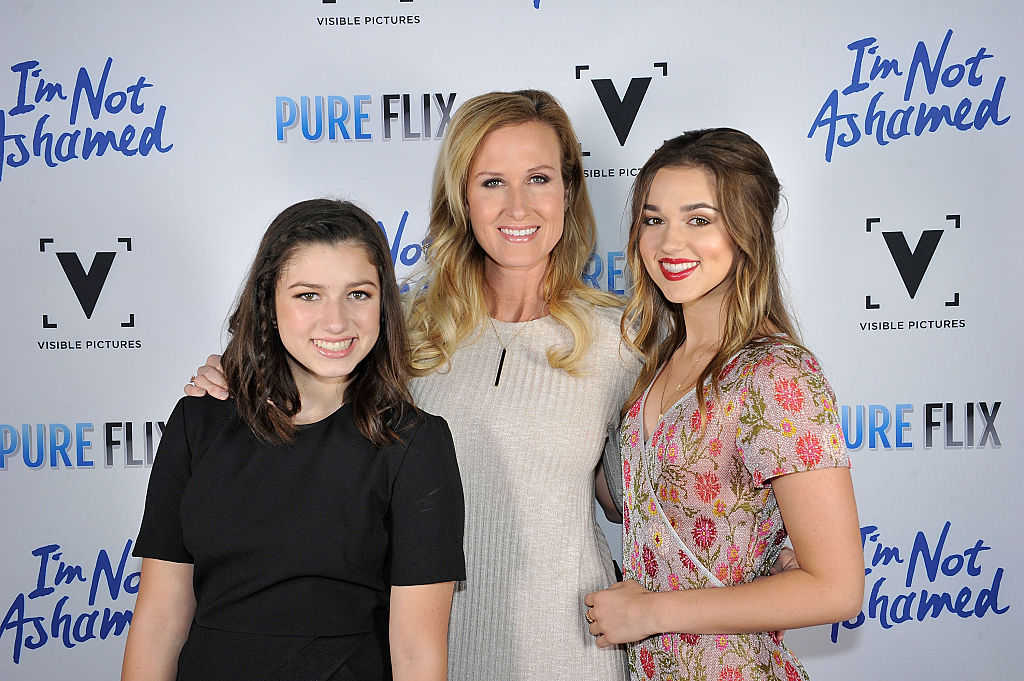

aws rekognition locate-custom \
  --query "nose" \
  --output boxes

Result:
[504,183,528,220]
[659,222,689,253]
[322,299,350,334]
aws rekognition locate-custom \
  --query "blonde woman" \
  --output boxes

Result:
[188,90,640,680]
[583,129,863,681]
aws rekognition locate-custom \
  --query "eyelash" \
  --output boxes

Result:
[482,174,549,188]
[641,215,711,227]
[294,291,373,301]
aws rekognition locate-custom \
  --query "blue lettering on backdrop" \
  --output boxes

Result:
[831,522,1008,642]
[0,57,172,182]
[808,29,1010,162]
[840,401,1001,450]
[1,541,139,664]
[0,421,165,470]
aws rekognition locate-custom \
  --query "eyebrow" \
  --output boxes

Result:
[473,164,558,179]
[287,280,379,289]
[643,202,720,213]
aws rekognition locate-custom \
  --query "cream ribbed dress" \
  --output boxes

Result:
[410,304,641,681]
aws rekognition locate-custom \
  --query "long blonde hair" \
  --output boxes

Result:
[407,89,620,376]
[622,128,804,419]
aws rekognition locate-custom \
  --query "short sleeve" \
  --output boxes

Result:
[132,397,194,563]
[388,414,466,586]
[736,346,850,487]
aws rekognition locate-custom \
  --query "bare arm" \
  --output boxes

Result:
[184,355,229,399]
[121,559,196,681]
[594,463,623,523]
[389,582,455,681]
[586,467,863,645]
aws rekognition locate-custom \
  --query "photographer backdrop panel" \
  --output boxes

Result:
[1,0,1019,678]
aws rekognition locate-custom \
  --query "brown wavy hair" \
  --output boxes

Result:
[222,199,412,446]
[405,89,621,376]
[622,129,804,420]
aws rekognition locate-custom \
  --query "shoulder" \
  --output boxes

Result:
[176,394,238,436]
[725,338,838,407]
[388,406,455,455]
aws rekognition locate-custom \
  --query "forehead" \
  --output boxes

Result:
[647,166,717,204]
[470,120,561,170]
[279,241,378,283]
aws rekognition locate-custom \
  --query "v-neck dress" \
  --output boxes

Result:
[619,339,849,681]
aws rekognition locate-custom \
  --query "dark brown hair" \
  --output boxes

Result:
[222,199,412,446]
[621,128,804,419]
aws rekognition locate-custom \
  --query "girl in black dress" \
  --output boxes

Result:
[121,199,466,681]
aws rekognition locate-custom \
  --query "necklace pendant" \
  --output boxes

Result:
[494,347,507,387]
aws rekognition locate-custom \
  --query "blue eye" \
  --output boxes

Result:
[528,174,549,184]
[482,178,503,188]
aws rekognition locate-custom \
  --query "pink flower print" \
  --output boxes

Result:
[709,438,723,457]
[727,544,740,564]
[659,484,669,501]
[774,377,805,412]
[758,519,773,537]
[822,396,834,414]
[690,409,702,432]
[678,550,697,574]
[725,400,735,416]
[648,500,658,516]
[780,418,796,437]
[830,430,841,452]
[661,633,673,653]
[785,661,801,681]
[805,356,821,373]
[680,632,700,645]
[639,646,655,678]
[623,459,632,488]
[666,424,677,440]
[772,650,785,667]
[695,471,721,503]
[752,470,764,487]
[630,429,640,448]
[692,516,717,550]
[713,499,728,517]
[754,539,767,557]
[715,562,730,582]
[732,564,745,583]
[719,666,744,681]
[666,443,678,464]
[652,529,664,549]
[739,386,749,406]
[796,432,823,467]
[623,505,630,533]
[668,573,681,591]
[741,361,755,377]
[719,356,740,380]
[642,544,659,577]
[715,634,729,651]
[629,397,643,418]
[657,443,665,462]
[669,486,680,502]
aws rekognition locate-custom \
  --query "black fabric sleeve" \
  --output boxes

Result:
[132,397,194,563]
[388,413,466,586]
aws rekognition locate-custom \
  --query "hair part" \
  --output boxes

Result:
[222,198,412,446]
[621,128,805,421]
[406,89,620,377]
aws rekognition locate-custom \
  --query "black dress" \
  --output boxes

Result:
[133,396,466,681]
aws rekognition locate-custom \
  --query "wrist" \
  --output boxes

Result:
[649,589,688,635]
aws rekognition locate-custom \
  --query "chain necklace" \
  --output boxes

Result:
[486,317,533,387]
[657,346,717,419]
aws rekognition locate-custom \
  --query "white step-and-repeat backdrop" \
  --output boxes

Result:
[2,1,1019,678]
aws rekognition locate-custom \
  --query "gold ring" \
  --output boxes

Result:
[189,375,198,387]
[585,608,595,624]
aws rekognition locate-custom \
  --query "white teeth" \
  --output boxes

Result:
[662,261,699,273]
[314,339,355,351]
[499,226,540,237]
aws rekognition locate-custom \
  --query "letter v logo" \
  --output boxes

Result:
[881,230,942,299]
[591,78,652,146]
[56,252,116,318]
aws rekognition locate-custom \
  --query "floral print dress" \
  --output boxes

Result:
[620,340,850,681]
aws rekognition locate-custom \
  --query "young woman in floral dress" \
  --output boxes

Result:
[584,129,864,681]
